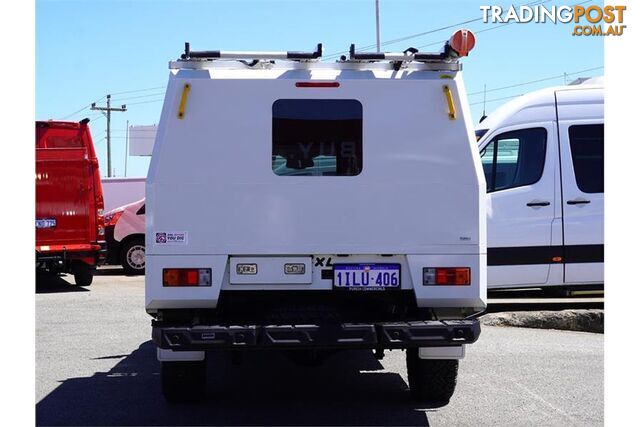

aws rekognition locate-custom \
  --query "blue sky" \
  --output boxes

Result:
[36,0,603,177]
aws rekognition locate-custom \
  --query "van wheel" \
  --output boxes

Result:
[406,349,458,406]
[73,264,93,287]
[161,360,206,403]
[121,237,145,275]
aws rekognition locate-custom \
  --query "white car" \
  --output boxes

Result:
[104,198,146,275]
[476,78,603,291]
[146,33,486,404]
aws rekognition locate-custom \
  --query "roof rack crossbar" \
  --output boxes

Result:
[347,41,458,63]
[180,42,323,61]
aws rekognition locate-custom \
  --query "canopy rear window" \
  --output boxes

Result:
[272,99,363,176]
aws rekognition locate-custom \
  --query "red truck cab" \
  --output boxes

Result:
[36,119,106,286]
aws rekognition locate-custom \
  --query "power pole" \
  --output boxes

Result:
[91,94,126,177]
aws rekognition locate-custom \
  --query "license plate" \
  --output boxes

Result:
[333,263,401,290]
[36,218,57,229]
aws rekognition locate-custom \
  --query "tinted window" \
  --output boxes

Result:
[569,124,604,193]
[136,204,145,215]
[272,99,363,176]
[480,128,547,192]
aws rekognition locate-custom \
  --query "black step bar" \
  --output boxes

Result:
[152,319,481,350]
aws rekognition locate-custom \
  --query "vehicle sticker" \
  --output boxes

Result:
[155,231,187,245]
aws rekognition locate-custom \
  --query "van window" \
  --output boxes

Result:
[480,128,547,192]
[272,99,363,176]
[569,124,604,193]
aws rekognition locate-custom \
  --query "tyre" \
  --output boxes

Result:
[406,348,459,406]
[120,236,145,275]
[161,360,206,403]
[73,263,93,287]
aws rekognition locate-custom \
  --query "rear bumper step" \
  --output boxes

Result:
[152,319,480,350]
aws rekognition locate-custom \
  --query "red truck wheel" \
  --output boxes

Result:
[73,264,94,287]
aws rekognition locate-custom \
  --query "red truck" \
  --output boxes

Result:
[36,119,106,286]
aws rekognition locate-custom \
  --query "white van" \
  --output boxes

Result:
[476,78,603,290]
[104,198,146,274]
[146,33,486,404]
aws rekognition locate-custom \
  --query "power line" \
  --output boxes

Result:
[323,0,550,59]
[470,94,523,106]
[109,85,165,96]
[110,91,166,103]
[468,66,604,97]
[126,98,165,106]
[60,95,106,120]
[324,17,483,59]
[415,0,594,50]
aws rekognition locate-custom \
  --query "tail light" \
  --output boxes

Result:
[163,268,212,287]
[104,210,124,227]
[423,268,470,286]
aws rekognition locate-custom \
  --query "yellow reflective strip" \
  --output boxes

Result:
[443,85,456,120]
[177,83,191,119]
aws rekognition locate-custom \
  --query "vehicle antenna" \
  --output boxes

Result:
[375,0,381,52]
[480,84,487,123]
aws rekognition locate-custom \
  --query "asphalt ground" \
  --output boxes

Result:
[36,271,603,426]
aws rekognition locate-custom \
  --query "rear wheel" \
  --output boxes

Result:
[161,360,206,403]
[406,349,459,406]
[121,237,145,275]
[73,263,93,287]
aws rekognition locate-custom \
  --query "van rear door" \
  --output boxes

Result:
[556,89,604,283]
[36,126,95,248]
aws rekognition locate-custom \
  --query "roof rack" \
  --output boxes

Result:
[180,42,323,62]
[345,29,475,66]
[173,30,474,71]
[346,43,451,63]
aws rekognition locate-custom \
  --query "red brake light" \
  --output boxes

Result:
[163,268,212,287]
[423,268,471,286]
[295,82,340,88]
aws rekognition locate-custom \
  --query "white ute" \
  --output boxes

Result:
[146,30,487,404]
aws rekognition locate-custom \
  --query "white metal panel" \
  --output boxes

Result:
[229,256,312,284]
[129,125,157,156]
[146,63,486,311]
[157,348,205,362]
[145,254,227,310]
[419,346,465,360]
[407,254,486,309]
[221,254,413,292]
[147,72,483,256]
[101,177,146,212]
